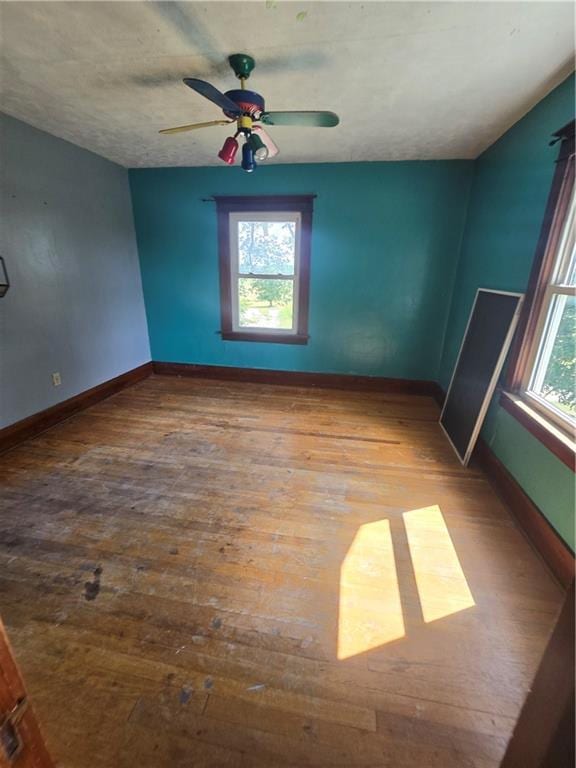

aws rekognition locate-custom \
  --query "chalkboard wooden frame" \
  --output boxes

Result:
[440,289,524,466]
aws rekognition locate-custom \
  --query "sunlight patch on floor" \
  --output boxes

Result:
[337,519,405,660]
[403,505,475,623]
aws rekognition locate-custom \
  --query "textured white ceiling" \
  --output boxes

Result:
[0,1,574,167]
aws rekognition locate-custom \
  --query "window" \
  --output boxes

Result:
[521,195,575,430]
[505,120,575,465]
[216,196,313,344]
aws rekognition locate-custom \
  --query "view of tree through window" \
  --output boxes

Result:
[237,220,296,329]
[530,294,575,417]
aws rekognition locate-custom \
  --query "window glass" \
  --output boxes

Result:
[238,278,294,330]
[238,221,296,275]
[527,293,575,422]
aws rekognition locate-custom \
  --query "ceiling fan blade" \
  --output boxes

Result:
[183,78,242,117]
[260,111,339,128]
[159,120,233,135]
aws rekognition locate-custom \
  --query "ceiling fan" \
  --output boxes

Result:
[159,53,340,172]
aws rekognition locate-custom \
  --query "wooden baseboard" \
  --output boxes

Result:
[474,438,575,589]
[0,362,153,454]
[153,361,444,398]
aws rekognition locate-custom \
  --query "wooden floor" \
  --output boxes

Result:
[0,375,562,768]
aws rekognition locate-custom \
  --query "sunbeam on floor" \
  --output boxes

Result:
[338,506,475,660]
[338,519,405,660]
[404,505,475,624]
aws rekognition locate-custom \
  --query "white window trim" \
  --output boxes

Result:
[520,193,576,434]
[229,211,302,335]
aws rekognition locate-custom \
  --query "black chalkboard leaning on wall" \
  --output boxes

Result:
[440,289,524,465]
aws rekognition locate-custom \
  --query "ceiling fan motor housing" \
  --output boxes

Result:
[223,90,265,119]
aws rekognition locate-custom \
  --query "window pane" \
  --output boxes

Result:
[238,221,296,275]
[238,278,294,329]
[528,294,576,421]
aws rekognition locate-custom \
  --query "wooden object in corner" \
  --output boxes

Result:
[0,619,55,767]
[500,580,575,768]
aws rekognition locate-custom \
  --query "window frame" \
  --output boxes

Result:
[520,200,575,432]
[216,195,313,345]
[504,120,575,468]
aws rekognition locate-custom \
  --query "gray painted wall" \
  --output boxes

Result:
[0,113,150,428]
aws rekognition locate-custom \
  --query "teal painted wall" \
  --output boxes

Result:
[130,162,472,379]
[439,74,575,550]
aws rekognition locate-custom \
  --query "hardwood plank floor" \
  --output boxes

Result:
[0,375,562,767]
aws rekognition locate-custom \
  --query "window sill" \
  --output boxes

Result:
[500,391,575,471]
[221,331,309,345]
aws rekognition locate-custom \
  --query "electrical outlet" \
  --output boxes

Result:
[51,372,62,386]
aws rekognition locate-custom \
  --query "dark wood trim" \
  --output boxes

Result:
[221,331,309,345]
[500,392,575,471]
[217,200,233,336]
[0,362,153,455]
[474,438,575,589]
[500,580,574,768]
[213,195,315,211]
[216,195,313,345]
[152,361,441,396]
[297,202,312,340]
[507,122,575,391]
